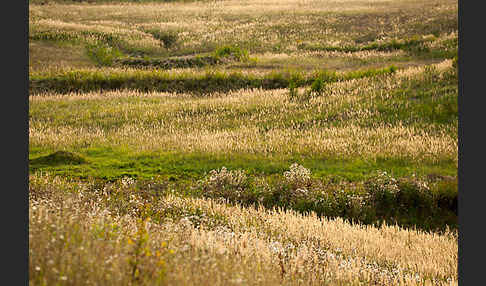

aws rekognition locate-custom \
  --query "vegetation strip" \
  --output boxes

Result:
[29,65,397,95]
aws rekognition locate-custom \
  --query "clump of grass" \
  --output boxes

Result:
[288,76,326,102]
[85,42,123,66]
[196,167,250,202]
[146,29,179,49]
[452,54,458,71]
[308,77,325,97]
[287,74,300,101]
[213,45,250,62]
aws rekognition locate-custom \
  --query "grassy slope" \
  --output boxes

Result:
[29,62,457,182]
[28,0,457,73]
[28,0,458,228]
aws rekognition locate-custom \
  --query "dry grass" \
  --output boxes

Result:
[29,0,457,72]
[29,1,458,283]
[29,173,457,285]
[29,41,96,72]
[29,61,457,165]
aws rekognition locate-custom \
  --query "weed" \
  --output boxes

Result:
[287,75,299,101]
[307,77,325,97]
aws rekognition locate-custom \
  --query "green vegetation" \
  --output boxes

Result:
[29,65,398,94]
[195,165,457,231]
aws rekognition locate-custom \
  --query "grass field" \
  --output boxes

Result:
[29,0,458,284]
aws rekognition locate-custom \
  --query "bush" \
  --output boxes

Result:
[197,167,250,202]
[269,164,313,206]
[307,77,325,97]
[432,178,457,214]
[283,163,311,189]
[364,171,400,210]
[288,76,299,101]
[396,177,434,211]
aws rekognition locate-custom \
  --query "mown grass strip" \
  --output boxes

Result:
[29,65,397,95]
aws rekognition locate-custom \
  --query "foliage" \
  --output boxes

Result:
[192,164,457,231]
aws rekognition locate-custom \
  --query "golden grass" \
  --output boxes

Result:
[29,61,458,164]
[28,1,458,284]
[29,174,457,285]
[29,0,457,69]
[29,41,96,72]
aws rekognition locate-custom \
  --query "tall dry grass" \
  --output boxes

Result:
[29,174,457,285]
[29,61,458,165]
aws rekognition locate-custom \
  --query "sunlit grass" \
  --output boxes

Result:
[28,0,458,283]
[29,173,457,285]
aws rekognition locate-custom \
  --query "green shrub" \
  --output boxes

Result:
[288,76,299,101]
[432,178,458,214]
[396,177,434,211]
[364,171,400,211]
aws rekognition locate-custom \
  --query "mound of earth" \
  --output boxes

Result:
[30,151,87,166]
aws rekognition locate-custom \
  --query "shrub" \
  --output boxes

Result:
[396,177,434,211]
[288,76,299,101]
[283,163,311,189]
[270,164,313,206]
[197,167,250,201]
[364,171,400,210]
[432,178,458,214]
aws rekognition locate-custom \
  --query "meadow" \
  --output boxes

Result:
[29,0,458,284]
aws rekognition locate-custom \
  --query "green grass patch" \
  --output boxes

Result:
[361,65,458,127]
[29,147,457,182]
